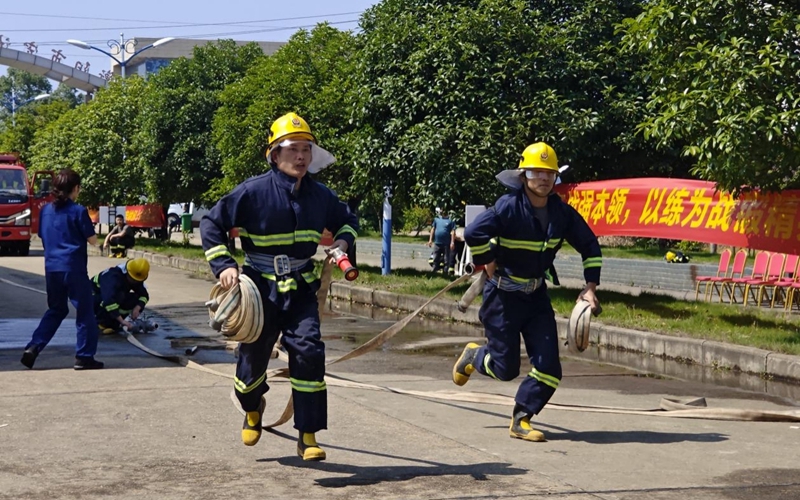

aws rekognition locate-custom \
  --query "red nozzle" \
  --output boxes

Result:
[328,247,358,281]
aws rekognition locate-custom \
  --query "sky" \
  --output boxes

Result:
[0,0,380,79]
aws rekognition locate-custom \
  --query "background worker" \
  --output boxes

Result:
[201,112,358,461]
[104,214,136,258]
[91,258,150,334]
[454,142,602,442]
[427,208,456,275]
[21,169,104,370]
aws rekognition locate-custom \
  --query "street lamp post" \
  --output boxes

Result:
[67,33,175,78]
[6,89,51,127]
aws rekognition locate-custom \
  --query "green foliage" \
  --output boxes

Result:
[212,25,360,201]
[0,69,52,123]
[135,40,265,208]
[401,205,432,235]
[28,77,148,207]
[0,99,75,164]
[353,0,677,217]
[619,0,800,193]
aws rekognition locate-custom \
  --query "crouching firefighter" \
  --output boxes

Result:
[92,258,150,334]
[200,112,358,461]
[454,142,602,442]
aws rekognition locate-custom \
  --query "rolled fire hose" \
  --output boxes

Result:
[205,274,263,344]
[567,299,603,354]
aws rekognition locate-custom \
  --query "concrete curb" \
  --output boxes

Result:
[91,246,800,383]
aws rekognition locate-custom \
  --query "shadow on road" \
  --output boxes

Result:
[260,427,526,487]
[483,426,729,444]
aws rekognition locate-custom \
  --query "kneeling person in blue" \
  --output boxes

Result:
[92,258,150,334]
[21,169,104,370]
[201,112,358,461]
[454,142,602,442]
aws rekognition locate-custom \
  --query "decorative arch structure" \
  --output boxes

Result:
[0,46,107,93]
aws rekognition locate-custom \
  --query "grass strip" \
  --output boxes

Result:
[123,237,800,355]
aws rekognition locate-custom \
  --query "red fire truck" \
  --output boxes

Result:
[0,153,54,256]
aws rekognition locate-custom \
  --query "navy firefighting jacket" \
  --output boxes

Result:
[200,169,358,290]
[91,264,149,320]
[465,190,602,285]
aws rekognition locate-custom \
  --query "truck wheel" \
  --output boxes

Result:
[18,243,30,256]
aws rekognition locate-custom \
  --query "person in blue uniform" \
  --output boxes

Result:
[201,112,358,461]
[91,258,150,334]
[453,142,601,442]
[21,169,104,370]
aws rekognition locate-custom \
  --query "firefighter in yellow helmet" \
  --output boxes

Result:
[91,258,151,334]
[456,142,602,442]
[201,112,358,461]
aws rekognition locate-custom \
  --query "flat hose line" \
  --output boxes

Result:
[4,270,800,425]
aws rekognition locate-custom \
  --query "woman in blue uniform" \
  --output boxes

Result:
[453,142,601,442]
[21,169,104,370]
[201,113,358,461]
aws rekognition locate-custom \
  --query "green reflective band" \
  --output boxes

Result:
[290,377,327,393]
[528,368,560,389]
[546,240,560,249]
[238,229,295,247]
[497,237,546,252]
[234,373,266,394]
[295,229,322,244]
[92,275,100,285]
[333,225,358,240]
[470,242,491,255]
[262,274,298,293]
[138,296,148,305]
[483,353,500,380]
[205,245,232,261]
[545,269,553,282]
[583,257,603,269]
[301,271,318,284]
[105,303,119,312]
[505,274,539,284]
[119,309,131,315]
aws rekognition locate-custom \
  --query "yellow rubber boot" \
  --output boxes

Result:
[509,406,546,442]
[297,432,326,461]
[241,398,265,446]
[452,342,480,386]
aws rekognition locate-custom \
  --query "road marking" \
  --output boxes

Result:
[0,277,45,295]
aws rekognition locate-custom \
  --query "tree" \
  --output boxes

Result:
[352,0,684,216]
[212,25,360,201]
[619,0,800,193]
[135,40,265,213]
[0,69,52,124]
[0,99,75,164]
[28,77,147,208]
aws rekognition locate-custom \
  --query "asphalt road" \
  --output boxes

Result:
[1,250,799,499]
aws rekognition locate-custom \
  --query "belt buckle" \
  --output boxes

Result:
[273,255,291,276]
[525,278,540,294]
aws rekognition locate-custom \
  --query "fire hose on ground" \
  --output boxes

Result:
[6,260,796,427]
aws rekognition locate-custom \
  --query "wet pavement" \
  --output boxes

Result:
[2,251,800,499]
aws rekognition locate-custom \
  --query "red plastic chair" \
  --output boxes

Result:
[714,250,749,303]
[725,251,769,304]
[766,254,799,309]
[694,248,732,301]
[743,253,784,307]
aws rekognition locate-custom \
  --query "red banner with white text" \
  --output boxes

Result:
[553,178,800,254]
[125,205,165,228]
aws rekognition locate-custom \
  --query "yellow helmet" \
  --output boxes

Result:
[265,112,317,159]
[519,142,559,172]
[126,258,150,282]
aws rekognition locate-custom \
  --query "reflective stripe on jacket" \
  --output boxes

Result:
[465,190,601,286]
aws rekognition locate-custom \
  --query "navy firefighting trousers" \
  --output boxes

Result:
[234,266,327,433]
[473,281,561,415]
